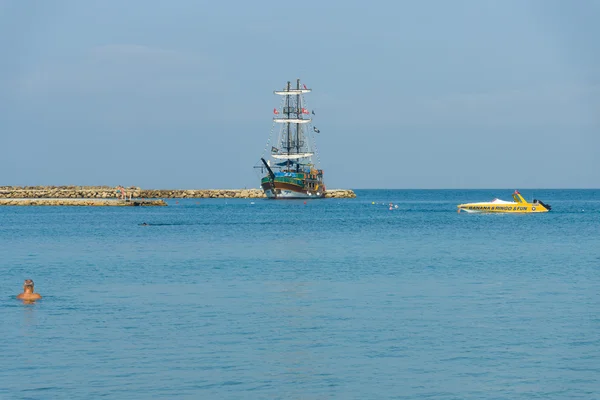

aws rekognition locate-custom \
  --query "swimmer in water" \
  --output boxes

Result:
[17,279,42,302]
[140,222,149,226]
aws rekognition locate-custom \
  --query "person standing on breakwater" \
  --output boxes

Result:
[116,185,127,200]
[17,279,42,302]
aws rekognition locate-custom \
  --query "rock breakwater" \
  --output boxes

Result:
[0,186,140,199]
[0,198,166,207]
[0,186,356,199]
[140,189,356,199]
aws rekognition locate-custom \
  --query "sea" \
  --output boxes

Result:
[1,189,599,399]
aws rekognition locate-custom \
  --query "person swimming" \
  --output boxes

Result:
[16,279,42,302]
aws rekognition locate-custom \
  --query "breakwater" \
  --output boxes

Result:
[0,186,356,199]
[0,198,166,206]
[140,189,356,199]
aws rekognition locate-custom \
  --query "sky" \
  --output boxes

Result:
[1,0,599,189]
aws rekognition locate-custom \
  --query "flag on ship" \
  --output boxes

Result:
[273,108,279,114]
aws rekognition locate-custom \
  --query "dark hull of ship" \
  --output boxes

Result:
[261,181,325,199]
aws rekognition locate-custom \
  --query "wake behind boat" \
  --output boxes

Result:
[457,190,551,213]
[256,79,326,199]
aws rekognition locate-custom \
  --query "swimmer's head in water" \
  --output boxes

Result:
[18,279,41,301]
[23,279,34,292]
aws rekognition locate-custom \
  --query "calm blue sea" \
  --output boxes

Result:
[1,189,599,399]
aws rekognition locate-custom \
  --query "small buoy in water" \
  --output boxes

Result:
[250,202,255,205]
[372,202,375,205]
[175,201,179,204]
[304,201,307,205]
[389,207,393,211]
[395,205,398,209]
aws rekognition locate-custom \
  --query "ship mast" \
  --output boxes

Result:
[285,81,291,171]
[296,79,301,172]
[272,79,313,171]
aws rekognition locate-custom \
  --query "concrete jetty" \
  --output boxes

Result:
[0,186,356,200]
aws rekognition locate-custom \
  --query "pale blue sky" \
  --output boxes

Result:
[1,0,598,189]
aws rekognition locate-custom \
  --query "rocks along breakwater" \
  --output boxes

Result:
[0,198,166,206]
[0,186,356,200]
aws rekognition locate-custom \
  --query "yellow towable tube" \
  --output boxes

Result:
[457,190,551,213]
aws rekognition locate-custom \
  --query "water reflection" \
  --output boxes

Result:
[20,299,38,332]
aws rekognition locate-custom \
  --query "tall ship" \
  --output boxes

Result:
[257,79,326,199]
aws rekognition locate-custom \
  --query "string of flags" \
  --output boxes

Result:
[311,123,322,166]
[260,122,276,158]
[261,96,285,157]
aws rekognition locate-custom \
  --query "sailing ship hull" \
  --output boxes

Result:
[261,181,325,199]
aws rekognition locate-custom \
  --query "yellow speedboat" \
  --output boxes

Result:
[457,190,551,213]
